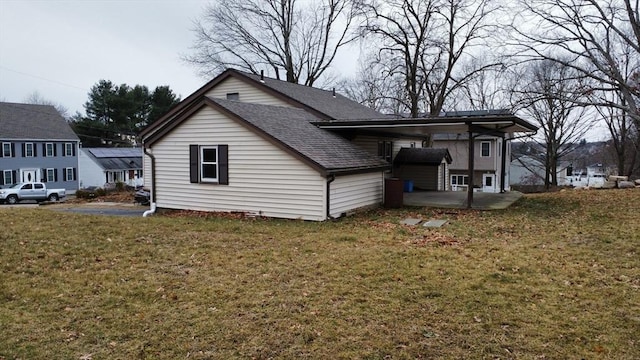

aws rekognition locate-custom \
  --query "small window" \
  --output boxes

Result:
[45,143,55,157]
[3,170,14,185]
[200,146,218,182]
[21,183,33,190]
[25,143,34,157]
[34,183,44,189]
[226,92,239,100]
[377,141,393,162]
[64,143,74,157]
[481,141,491,157]
[46,168,56,182]
[65,167,76,181]
[2,142,12,157]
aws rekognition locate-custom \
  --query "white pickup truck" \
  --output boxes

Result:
[0,182,66,204]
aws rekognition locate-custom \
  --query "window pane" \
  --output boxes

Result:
[3,143,10,156]
[202,148,217,162]
[452,176,457,185]
[202,164,217,179]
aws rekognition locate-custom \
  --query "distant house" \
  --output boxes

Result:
[78,147,143,188]
[432,132,511,193]
[141,69,536,220]
[0,102,80,190]
[510,155,573,187]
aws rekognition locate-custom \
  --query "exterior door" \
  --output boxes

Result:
[21,169,37,183]
[482,174,496,193]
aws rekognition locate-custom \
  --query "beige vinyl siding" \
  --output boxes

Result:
[143,153,152,191]
[151,106,326,221]
[329,172,383,217]
[205,77,293,107]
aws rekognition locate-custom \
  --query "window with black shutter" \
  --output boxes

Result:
[189,144,229,185]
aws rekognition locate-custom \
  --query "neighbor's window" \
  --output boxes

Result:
[200,146,218,182]
[65,167,76,181]
[3,170,13,185]
[45,143,55,157]
[25,143,34,157]
[2,142,11,157]
[64,143,74,156]
[377,141,393,162]
[46,168,56,182]
[481,141,491,157]
[451,175,469,186]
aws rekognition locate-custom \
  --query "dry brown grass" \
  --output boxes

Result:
[1,189,638,359]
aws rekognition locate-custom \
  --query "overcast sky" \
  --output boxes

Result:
[0,0,237,116]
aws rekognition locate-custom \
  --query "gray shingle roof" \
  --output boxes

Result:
[207,97,389,174]
[393,148,452,166]
[0,102,79,141]
[83,148,143,170]
[234,70,392,121]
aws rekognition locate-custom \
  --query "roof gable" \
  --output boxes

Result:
[0,102,79,141]
[206,98,389,175]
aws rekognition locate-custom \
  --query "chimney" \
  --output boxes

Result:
[260,70,264,82]
[332,88,336,98]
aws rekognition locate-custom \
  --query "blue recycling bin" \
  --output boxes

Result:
[403,180,414,193]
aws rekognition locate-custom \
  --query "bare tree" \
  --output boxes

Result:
[596,96,640,177]
[514,0,640,128]
[358,0,502,117]
[184,0,357,86]
[514,60,595,189]
[24,91,69,119]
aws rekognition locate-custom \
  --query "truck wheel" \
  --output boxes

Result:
[48,193,59,202]
[6,195,18,205]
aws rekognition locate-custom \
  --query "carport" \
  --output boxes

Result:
[315,110,538,208]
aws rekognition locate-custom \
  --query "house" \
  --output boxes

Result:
[0,102,80,190]
[510,155,573,187]
[141,69,537,220]
[432,131,510,193]
[78,147,143,188]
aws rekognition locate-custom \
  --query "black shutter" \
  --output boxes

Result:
[41,168,46,182]
[22,143,26,157]
[11,143,15,157]
[219,145,229,185]
[54,169,58,182]
[33,144,37,157]
[12,170,17,184]
[189,145,199,183]
[0,172,4,185]
[62,144,66,157]
[53,144,57,157]
[42,144,46,157]
[72,143,76,156]
[73,168,77,181]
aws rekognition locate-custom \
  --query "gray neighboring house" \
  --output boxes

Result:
[79,147,144,188]
[0,102,80,191]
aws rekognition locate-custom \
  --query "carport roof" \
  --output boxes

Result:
[393,148,452,166]
[314,111,537,137]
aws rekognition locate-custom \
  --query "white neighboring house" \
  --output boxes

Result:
[79,147,143,188]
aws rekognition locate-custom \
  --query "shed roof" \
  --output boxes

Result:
[393,148,452,166]
[0,102,79,141]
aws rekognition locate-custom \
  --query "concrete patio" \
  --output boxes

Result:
[402,190,524,210]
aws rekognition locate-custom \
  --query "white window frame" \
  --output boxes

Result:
[45,143,54,157]
[200,146,219,182]
[64,143,74,156]
[46,168,55,182]
[480,141,491,157]
[3,170,13,185]
[451,175,469,186]
[65,167,75,181]
[2,142,11,157]
[25,143,34,157]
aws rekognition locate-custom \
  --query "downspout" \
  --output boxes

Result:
[142,145,157,217]
[500,135,508,193]
[326,174,336,220]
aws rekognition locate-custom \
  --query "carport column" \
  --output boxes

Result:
[467,122,474,209]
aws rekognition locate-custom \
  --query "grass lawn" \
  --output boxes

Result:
[1,189,638,359]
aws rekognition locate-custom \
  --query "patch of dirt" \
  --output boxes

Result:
[68,191,136,204]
